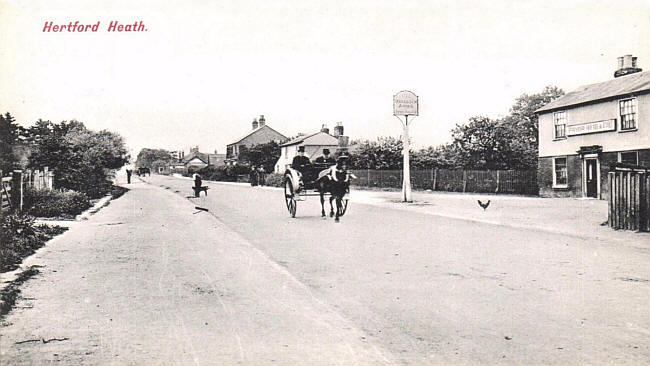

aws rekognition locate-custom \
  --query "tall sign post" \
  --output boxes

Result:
[393,90,418,202]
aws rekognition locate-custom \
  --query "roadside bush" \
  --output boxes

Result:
[23,188,92,218]
[264,173,284,187]
[0,213,67,272]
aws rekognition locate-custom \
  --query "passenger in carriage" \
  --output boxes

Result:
[314,148,336,166]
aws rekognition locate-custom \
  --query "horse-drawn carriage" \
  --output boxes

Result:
[283,162,354,221]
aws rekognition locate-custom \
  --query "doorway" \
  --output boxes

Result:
[585,159,598,198]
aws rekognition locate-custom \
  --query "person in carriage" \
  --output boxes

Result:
[317,154,354,185]
[290,146,311,200]
[314,148,336,166]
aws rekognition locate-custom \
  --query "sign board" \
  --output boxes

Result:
[567,119,616,136]
[393,90,418,116]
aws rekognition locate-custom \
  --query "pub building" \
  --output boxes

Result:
[536,55,650,199]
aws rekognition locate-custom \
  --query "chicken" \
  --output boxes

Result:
[477,199,490,210]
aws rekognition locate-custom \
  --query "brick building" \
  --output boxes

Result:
[226,115,287,160]
[536,55,650,199]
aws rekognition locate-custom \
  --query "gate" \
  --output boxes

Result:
[607,165,650,231]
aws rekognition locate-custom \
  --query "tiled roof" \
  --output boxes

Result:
[536,71,650,113]
[279,132,321,146]
[227,125,287,145]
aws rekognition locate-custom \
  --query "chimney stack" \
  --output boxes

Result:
[614,54,642,78]
[252,118,259,130]
[320,124,330,134]
[258,115,266,127]
[334,122,344,137]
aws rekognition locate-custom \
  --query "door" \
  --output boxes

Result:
[585,159,598,198]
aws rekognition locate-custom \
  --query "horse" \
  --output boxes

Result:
[316,162,354,222]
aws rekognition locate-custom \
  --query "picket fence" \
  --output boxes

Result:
[349,169,538,195]
[608,166,650,232]
[0,168,55,215]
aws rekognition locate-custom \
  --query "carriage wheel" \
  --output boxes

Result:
[284,178,297,218]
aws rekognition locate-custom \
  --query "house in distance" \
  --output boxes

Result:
[274,122,349,173]
[536,55,650,199]
[226,115,287,161]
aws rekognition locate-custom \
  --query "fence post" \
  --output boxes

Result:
[495,170,500,193]
[607,172,613,227]
[11,170,23,212]
[433,169,437,191]
[47,167,54,189]
[462,170,467,193]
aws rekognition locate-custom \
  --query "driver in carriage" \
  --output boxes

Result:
[291,145,311,200]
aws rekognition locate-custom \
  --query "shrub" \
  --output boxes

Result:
[23,188,92,218]
[0,213,67,272]
[264,173,285,187]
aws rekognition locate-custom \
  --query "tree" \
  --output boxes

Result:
[135,148,174,169]
[411,144,459,169]
[27,120,129,198]
[349,137,403,169]
[508,85,564,146]
[236,141,281,172]
[0,112,23,173]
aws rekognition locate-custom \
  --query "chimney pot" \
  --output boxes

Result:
[252,118,258,130]
[614,54,642,78]
[259,115,266,127]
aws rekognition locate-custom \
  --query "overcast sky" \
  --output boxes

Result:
[1,0,649,157]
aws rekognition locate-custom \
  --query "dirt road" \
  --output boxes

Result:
[1,175,648,365]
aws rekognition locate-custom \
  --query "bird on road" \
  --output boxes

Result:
[477,199,491,210]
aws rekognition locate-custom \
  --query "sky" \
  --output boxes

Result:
[1,0,649,158]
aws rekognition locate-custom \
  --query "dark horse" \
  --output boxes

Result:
[316,159,354,222]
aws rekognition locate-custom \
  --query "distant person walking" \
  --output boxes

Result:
[250,165,258,186]
[126,168,133,184]
[257,165,266,186]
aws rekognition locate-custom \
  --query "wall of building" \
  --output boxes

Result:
[539,149,650,198]
[539,92,650,157]
[538,155,582,198]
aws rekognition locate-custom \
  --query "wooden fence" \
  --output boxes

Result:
[0,168,55,216]
[608,166,650,232]
[350,169,538,195]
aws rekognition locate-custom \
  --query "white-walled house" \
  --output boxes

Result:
[536,55,650,199]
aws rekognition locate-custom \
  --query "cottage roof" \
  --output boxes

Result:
[227,124,287,146]
[536,71,650,113]
[279,131,339,147]
[184,152,225,165]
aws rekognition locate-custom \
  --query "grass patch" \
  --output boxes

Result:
[1,213,67,273]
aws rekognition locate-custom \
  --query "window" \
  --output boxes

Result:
[619,151,639,165]
[553,111,567,139]
[553,157,568,187]
[619,98,637,130]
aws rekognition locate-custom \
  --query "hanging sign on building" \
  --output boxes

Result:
[567,119,616,136]
[393,90,418,116]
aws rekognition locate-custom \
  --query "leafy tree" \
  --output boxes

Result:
[0,112,24,173]
[508,85,564,146]
[26,120,129,198]
[236,141,281,172]
[349,136,403,169]
[411,144,459,169]
[135,148,174,169]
